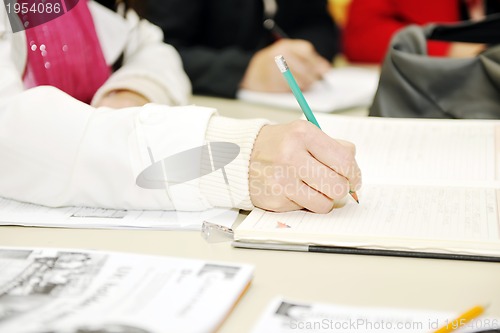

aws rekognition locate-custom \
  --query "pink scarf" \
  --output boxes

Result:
[23,0,111,104]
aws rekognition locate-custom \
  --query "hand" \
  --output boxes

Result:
[249,120,362,213]
[465,0,485,21]
[95,90,149,108]
[447,42,486,58]
[240,39,331,93]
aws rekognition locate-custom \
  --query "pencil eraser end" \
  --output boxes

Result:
[274,55,288,72]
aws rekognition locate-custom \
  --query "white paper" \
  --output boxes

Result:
[237,67,379,112]
[0,247,253,333]
[252,297,500,333]
[0,196,238,230]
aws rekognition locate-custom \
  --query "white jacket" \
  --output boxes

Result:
[0,2,268,211]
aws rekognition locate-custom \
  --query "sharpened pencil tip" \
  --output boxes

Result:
[350,191,359,204]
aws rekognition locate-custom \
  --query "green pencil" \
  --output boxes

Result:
[274,55,359,203]
[274,55,321,129]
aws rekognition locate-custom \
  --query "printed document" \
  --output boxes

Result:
[252,297,500,333]
[0,247,253,333]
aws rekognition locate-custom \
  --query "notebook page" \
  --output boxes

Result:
[316,115,499,185]
[235,185,500,254]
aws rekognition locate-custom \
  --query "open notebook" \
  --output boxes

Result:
[237,67,380,112]
[233,115,500,261]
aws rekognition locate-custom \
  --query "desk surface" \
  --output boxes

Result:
[1,226,500,333]
[191,95,369,123]
[1,97,499,332]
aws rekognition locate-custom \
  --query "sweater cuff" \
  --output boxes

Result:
[201,115,270,210]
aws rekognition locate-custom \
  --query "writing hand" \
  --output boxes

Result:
[249,120,362,213]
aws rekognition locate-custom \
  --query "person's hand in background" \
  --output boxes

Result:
[95,90,149,108]
[447,0,486,58]
[240,39,331,93]
[447,42,486,58]
[249,120,361,213]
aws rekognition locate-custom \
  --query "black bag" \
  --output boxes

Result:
[369,14,500,119]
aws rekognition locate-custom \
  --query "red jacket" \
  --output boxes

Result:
[342,0,461,63]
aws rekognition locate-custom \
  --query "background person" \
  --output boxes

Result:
[146,0,340,98]
[342,0,500,64]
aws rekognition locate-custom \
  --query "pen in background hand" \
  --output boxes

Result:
[263,18,289,41]
[274,55,359,204]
